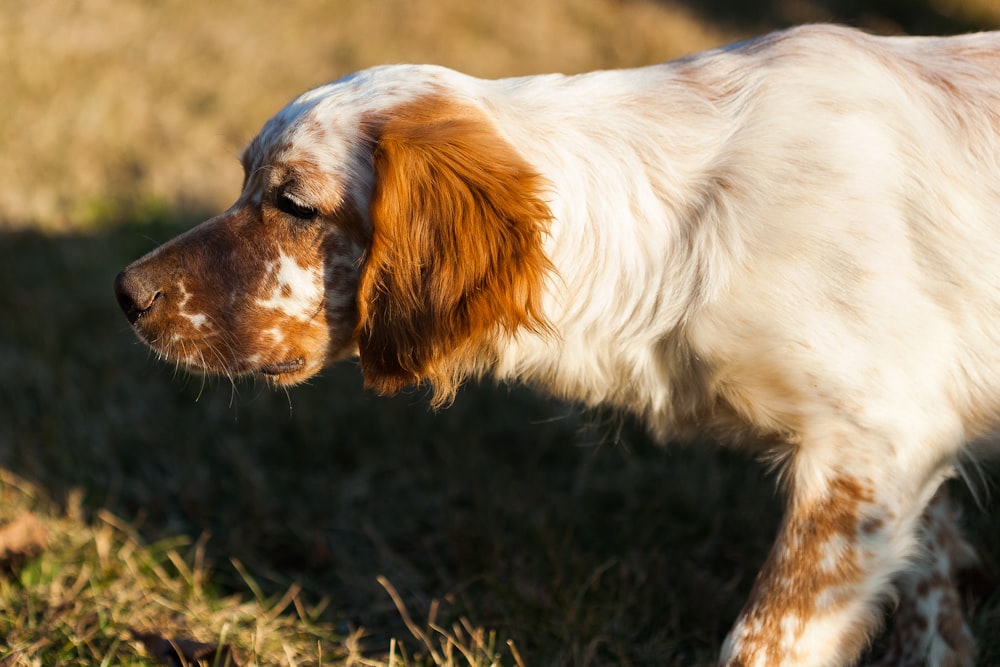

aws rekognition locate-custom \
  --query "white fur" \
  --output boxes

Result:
[255,252,324,319]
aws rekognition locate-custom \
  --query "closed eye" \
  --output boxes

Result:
[276,190,318,221]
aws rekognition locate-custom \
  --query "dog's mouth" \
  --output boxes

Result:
[257,357,307,377]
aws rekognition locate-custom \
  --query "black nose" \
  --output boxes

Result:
[114,269,162,324]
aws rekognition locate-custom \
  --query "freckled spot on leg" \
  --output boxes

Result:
[874,487,977,666]
[726,475,880,665]
[860,516,884,536]
[818,534,850,573]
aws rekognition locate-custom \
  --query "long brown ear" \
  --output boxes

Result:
[356,95,551,405]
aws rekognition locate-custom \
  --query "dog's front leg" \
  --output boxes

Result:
[719,464,941,667]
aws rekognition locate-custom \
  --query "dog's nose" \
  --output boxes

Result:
[114,269,162,324]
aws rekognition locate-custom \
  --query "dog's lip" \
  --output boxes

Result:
[257,357,307,376]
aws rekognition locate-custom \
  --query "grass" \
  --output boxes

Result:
[0,472,344,666]
[1,1,999,665]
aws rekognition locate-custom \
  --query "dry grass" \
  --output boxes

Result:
[0,0,730,231]
[0,471,345,666]
[1,1,999,665]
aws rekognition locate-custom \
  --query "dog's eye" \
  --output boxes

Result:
[276,191,318,221]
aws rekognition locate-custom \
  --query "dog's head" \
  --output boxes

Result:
[114,68,551,402]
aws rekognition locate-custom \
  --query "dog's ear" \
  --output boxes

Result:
[356,96,551,405]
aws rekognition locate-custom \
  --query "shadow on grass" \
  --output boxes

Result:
[0,213,787,664]
[1,211,998,664]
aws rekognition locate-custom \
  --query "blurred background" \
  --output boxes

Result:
[1,1,999,665]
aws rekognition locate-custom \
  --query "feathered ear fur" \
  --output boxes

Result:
[356,95,552,405]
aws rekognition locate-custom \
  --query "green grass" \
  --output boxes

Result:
[2,2,1000,665]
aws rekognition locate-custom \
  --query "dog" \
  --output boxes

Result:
[114,24,999,666]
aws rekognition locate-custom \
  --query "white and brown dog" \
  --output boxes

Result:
[115,25,999,666]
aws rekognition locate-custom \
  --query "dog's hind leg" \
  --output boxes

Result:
[869,485,977,667]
